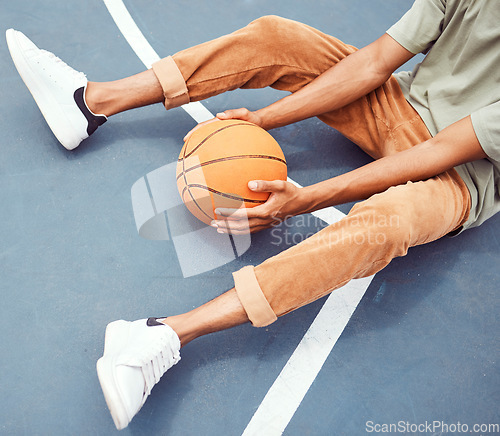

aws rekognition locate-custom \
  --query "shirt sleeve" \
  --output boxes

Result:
[471,101,500,162]
[386,0,446,54]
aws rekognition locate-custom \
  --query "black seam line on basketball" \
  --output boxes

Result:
[181,185,214,221]
[186,184,266,203]
[182,153,188,205]
[180,122,267,192]
[179,122,270,204]
[175,154,287,181]
[179,122,262,161]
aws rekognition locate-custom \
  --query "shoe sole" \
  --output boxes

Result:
[6,29,86,150]
[96,320,131,431]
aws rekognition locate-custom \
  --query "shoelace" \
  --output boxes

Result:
[138,332,180,401]
[39,49,87,82]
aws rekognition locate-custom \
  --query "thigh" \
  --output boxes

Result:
[170,15,428,159]
[350,168,471,248]
[171,16,358,101]
[251,168,470,318]
[319,76,431,159]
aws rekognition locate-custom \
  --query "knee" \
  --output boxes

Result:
[247,15,296,42]
[250,15,288,30]
[349,192,413,253]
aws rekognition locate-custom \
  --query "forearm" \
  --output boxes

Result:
[256,50,384,130]
[298,116,486,213]
[255,34,411,130]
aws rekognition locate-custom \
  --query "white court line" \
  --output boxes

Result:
[102,0,213,123]
[102,1,374,434]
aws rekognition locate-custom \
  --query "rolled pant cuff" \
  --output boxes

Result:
[233,265,277,327]
[152,56,190,110]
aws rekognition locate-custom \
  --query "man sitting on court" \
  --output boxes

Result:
[6,0,499,430]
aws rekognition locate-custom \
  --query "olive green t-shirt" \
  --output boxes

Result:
[386,0,500,230]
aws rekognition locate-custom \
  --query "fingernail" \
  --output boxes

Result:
[248,181,258,190]
[214,209,220,215]
[210,221,218,228]
[217,228,224,234]
[217,112,226,118]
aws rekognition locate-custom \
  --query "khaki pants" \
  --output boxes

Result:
[152,16,470,327]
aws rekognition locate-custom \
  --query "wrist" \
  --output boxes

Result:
[255,101,294,130]
[254,107,276,130]
[295,185,321,214]
[300,178,345,213]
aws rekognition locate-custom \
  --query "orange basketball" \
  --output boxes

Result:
[176,119,287,225]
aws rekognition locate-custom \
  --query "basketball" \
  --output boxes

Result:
[176,119,287,225]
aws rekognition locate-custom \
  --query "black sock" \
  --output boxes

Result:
[73,87,107,136]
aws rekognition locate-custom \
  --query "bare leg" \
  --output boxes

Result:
[85,69,164,117]
[84,16,357,118]
[159,288,249,347]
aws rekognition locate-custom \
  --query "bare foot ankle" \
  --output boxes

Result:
[84,82,107,116]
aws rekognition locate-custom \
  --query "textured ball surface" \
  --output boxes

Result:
[176,120,287,225]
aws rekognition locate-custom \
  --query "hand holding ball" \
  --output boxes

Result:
[176,120,287,225]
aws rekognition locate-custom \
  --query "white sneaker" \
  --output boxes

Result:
[6,29,107,150]
[96,318,181,430]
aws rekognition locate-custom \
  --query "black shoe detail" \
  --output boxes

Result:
[73,87,107,136]
[147,317,165,327]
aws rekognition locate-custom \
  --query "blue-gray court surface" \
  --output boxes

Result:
[1,1,499,435]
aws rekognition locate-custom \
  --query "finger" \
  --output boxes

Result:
[214,206,260,220]
[214,208,241,219]
[211,218,248,231]
[230,221,273,235]
[214,219,270,235]
[216,108,250,121]
[213,212,277,232]
[215,203,273,221]
[248,179,286,193]
[213,213,262,229]
[217,226,251,235]
[213,218,251,234]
